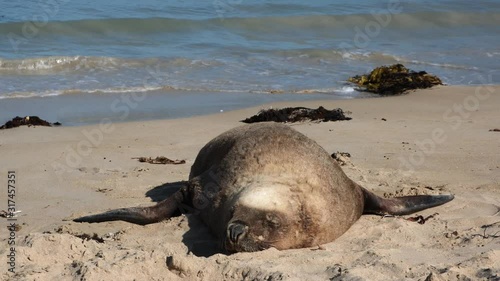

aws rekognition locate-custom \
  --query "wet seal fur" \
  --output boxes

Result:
[74,123,454,253]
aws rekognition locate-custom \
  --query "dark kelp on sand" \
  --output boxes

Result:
[348,64,443,95]
[132,156,186,165]
[0,116,61,129]
[241,106,352,123]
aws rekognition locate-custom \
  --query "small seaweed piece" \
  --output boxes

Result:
[74,233,105,243]
[405,213,439,224]
[470,221,500,239]
[132,156,186,165]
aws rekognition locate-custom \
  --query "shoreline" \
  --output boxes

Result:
[1,85,499,280]
[0,88,375,127]
[1,84,497,128]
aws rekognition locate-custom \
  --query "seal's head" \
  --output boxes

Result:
[224,207,289,252]
[223,184,305,253]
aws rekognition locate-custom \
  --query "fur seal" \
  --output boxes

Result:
[74,123,454,253]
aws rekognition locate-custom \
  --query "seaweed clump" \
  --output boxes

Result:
[0,116,61,129]
[241,106,351,123]
[132,156,186,165]
[348,64,443,95]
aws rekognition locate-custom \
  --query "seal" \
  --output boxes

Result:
[74,123,454,253]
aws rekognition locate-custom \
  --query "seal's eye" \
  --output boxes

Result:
[265,213,281,228]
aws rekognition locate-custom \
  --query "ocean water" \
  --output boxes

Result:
[0,0,499,125]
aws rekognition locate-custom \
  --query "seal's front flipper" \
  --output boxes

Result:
[362,188,454,216]
[74,188,187,225]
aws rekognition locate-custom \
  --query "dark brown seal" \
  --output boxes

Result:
[74,123,454,253]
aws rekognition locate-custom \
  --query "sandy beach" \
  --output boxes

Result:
[1,85,499,280]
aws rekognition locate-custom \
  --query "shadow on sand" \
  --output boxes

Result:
[145,181,222,257]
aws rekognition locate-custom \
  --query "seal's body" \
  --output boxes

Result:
[74,123,454,253]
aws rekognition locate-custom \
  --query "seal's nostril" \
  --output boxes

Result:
[228,223,246,243]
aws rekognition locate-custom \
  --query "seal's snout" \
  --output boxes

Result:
[228,222,247,243]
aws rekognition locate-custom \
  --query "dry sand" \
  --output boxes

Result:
[1,85,499,280]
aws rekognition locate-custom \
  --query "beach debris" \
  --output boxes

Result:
[489,128,500,132]
[405,213,439,224]
[469,221,500,239]
[241,106,352,123]
[73,233,105,243]
[0,115,61,129]
[331,152,352,166]
[444,230,459,239]
[348,64,443,95]
[96,188,112,193]
[132,156,186,165]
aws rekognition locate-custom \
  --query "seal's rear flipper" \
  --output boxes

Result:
[362,188,454,216]
[74,189,186,225]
